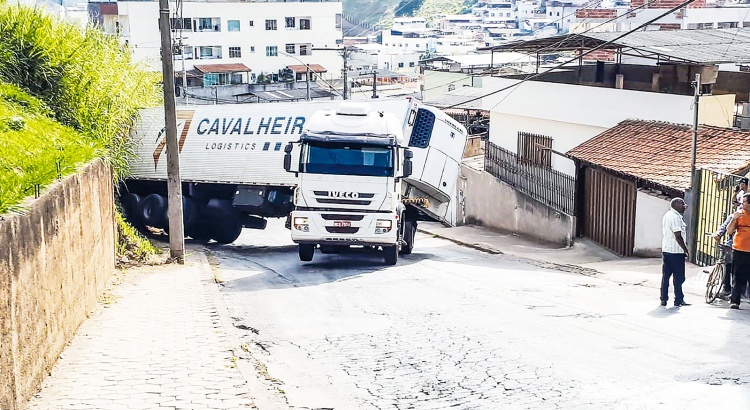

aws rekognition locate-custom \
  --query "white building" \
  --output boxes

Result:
[98,0,343,87]
[570,4,750,33]
[475,77,734,176]
[348,44,420,74]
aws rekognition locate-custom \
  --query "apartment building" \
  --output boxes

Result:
[91,0,343,88]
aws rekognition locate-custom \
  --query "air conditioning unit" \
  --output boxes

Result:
[736,102,750,130]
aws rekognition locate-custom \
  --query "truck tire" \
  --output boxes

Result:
[120,193,141,221]
[299,244,315,262]
[187,223,212,242]
[400,220,416,255]
[212,218,243,244]
[384,245,398,265]
[139,194,167,228]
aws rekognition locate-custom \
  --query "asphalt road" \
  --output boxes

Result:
[207,220,750,410]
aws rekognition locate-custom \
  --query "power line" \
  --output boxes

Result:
[446,0,698,110]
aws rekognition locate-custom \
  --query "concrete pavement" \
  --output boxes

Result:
[418,222,713,303]
[24,252,262,410]
[24,222,720,410]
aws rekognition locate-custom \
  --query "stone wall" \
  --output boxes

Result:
[457,164,575,246]
[0,160,115,410]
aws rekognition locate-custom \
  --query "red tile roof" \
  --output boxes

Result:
[567,120,750,191]
[287,64,327,74]
[193,63,251,73]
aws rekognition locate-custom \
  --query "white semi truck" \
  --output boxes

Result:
[284,101,467,264]
[122,99,467,262]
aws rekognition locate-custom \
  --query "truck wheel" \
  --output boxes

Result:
[400,220,416,255]
[212,218,243,244]
[120,193,141,221]
[384,245,398,265]
[187,222,212,242]
[139,194,167,228]
[299,244,315,262]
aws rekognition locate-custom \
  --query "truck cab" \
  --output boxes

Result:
[285,102,414,265]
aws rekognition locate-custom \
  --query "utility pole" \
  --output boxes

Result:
[688,72,701,264]
[372,70,378,99]
[690,73,701,182]
[306,66,311,101]
[158,0,185,263]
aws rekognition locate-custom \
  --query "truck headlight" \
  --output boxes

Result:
[293,216,309,232]
[375,219,392,234]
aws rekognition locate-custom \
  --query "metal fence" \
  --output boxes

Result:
[693,168,744,267]
[484,142,576,215]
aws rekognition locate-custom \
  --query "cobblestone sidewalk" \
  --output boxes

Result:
[25,252,255,410]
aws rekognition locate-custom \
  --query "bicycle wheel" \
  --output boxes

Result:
[705,263,724,304]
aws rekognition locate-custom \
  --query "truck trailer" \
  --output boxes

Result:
[122,99,467,260]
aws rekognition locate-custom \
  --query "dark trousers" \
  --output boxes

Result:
[723,262,733,293]
[661,252,685,304]
[731,250,750,304]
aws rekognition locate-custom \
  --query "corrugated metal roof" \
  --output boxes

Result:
[423,87,484,110]
[585,28,750,64]
[567,119,750,191]
[483,28,750,64]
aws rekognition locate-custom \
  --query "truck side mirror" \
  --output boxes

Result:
[403,149,413,177]
[283,143,294,172]
[404,159,413,178]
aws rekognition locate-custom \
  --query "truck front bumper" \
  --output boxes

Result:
[290,210,398,247]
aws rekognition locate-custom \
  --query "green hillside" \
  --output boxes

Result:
[344,0,477,27]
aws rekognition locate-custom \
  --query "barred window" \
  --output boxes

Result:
[517,132,552,168]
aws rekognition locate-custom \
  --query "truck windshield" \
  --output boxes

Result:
[301,143,394,177]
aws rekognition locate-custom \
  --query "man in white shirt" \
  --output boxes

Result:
[661,197,690,307]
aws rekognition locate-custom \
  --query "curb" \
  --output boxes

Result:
[418,228,600,276]
[195,248,290,410]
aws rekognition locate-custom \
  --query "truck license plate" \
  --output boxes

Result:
[334,221,351,227]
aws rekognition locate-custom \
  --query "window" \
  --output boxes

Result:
[170,18,191,30]
[335,13,342,29]
[299,44,310,56]
[204,73,218,86]
[231,73,242,84]
[228,20,240,32]
[198,18,216,31]
[409,62,415,67]
[398,62,404,68]
[301,143,394,177]
[286,44,295,54]
[265,19,277,30]
[199,46,220,59]
[249,20,254,27]
[229,46,241,58]
[266,46,277,56]
[300,18,311,30]
[249,46,255,53]
[517,132,552,168]
[285,17,295,28]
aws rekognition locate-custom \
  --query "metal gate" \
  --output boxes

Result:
[694,168,743,266]
[583,167,637,256]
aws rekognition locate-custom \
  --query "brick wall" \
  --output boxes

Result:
[0,160,116,410]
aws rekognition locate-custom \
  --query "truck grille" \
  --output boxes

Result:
[325,227,359,234]
[321,214,365,221]
[317,198,371,206]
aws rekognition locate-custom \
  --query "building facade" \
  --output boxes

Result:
[93,0,344,87]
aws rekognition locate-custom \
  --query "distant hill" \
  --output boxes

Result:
[343,0,477,28]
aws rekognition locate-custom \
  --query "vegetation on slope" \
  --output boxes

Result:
[0,4,161,261]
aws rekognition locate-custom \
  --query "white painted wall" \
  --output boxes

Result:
[111,0,343,80]
[634,191,672,257]
[480,77,719,176]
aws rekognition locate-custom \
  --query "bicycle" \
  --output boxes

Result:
[705,234,731,304]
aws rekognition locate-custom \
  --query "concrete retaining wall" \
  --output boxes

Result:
[457,164,575,246]
[0,160,115,410]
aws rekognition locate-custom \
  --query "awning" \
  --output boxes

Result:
[193,63,251,74]
[287,64,328,74]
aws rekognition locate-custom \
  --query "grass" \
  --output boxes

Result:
[0,82,99,213]
[0,3,162,261]
[0,4,160,210]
